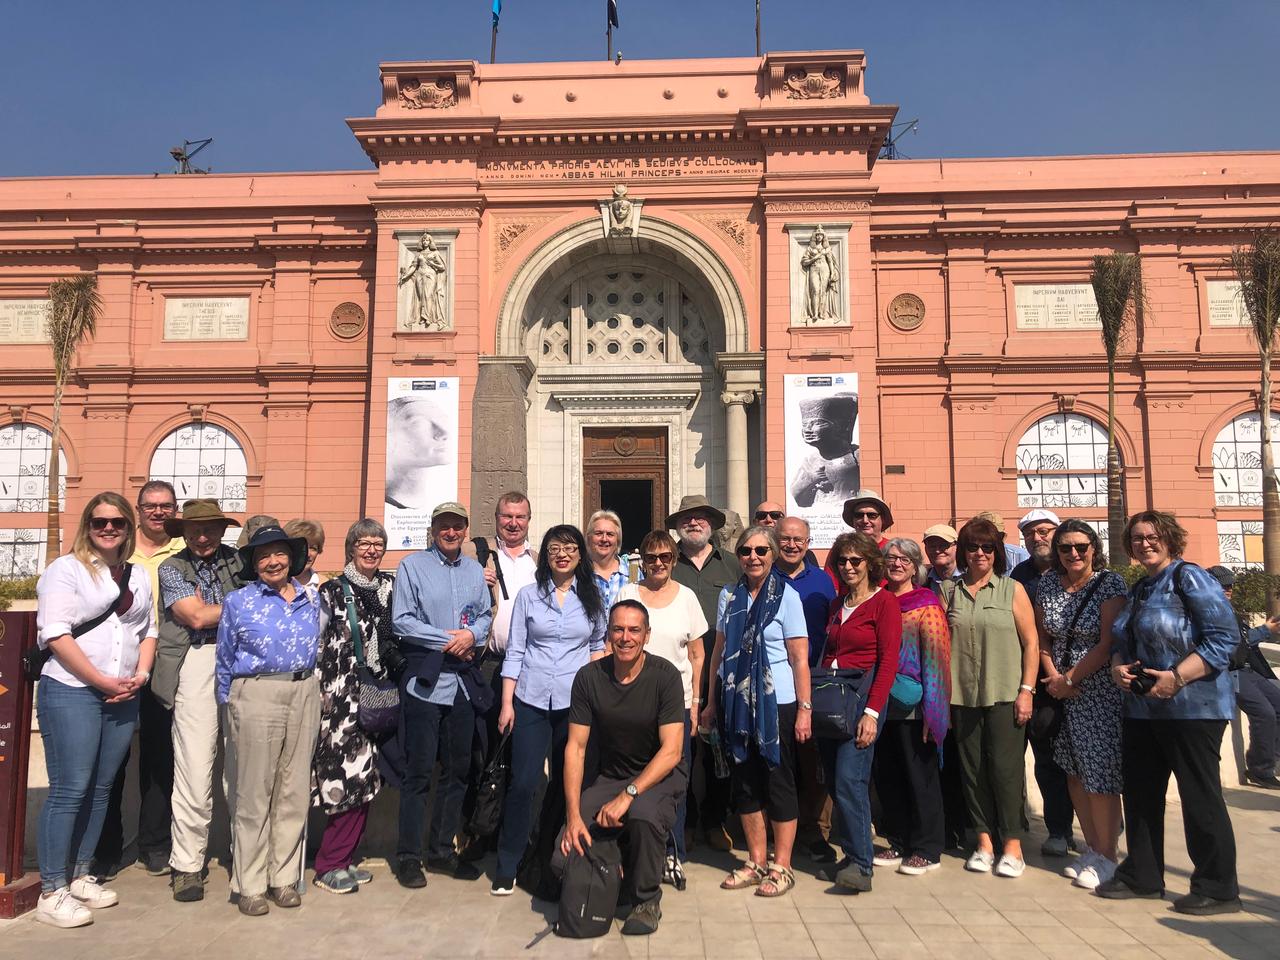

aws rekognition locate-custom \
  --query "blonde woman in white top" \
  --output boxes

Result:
[618,529,708,888]
[34,491,157,929]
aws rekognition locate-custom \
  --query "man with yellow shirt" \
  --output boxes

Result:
[93,481,185,878]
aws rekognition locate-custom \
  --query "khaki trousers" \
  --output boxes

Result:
[169,645,221,873]
[226,674,320,897]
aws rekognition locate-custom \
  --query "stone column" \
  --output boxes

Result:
[470,357,532,525]
[722,390,756,522]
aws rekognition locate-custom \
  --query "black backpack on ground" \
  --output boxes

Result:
[555,836,622,939]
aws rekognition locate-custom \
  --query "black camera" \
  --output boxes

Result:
[1128,661,1155,696]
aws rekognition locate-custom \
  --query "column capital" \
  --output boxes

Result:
[721,389,757,407]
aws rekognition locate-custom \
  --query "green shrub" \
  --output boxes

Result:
[1109,563,1147,589]
[1230,568,1278,616]
[0,576,39,612]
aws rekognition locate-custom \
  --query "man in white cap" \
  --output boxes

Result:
[922,524,961,591]
[1007,508,1077,858]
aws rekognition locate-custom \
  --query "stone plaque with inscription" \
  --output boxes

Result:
[478,154,762,184]
[163,297,250,341]
[0,300,50,343]
[1014,284,1100,331]
[1207,279,1249,328]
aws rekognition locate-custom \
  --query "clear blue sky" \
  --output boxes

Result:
[2,0,1277,177]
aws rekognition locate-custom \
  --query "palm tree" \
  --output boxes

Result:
[1090,253,1143,564]
[44,274,101,566]
[1231,232,1280,612]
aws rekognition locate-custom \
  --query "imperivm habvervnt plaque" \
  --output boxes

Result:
[1014,283,1100,331]
[0,300,50,344]
[162,296,250,341]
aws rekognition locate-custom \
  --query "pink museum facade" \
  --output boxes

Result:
[1,50,1278,570]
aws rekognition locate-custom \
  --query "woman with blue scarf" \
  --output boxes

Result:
[700,525,811,897]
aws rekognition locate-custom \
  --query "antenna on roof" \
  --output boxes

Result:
[879,119,918,161]
[170,138,214,174]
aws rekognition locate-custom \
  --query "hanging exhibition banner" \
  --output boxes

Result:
[384,376,459,550]
[784,372,860,548]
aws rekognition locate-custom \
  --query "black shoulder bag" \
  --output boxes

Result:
[341,576,401,736]
[1029,574,1105,742]
[23,563,133,683]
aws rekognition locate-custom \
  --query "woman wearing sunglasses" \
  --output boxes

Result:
[618,529,708,888]
[1035,520,1127,890]
[34,492,157,928]
[701,525,811,897]
[939,517,1038,878]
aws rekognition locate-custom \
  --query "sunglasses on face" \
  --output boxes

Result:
[964,542,996,555]
[754,510,784,521]
[835,555,866,567]
[1056,543,1091,556]
[90,517,130,532]
[851,511,880,521]
[642,551,674,565]
[737,545,771,558]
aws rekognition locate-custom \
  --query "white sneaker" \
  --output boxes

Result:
[36,888,93,928]
[1063,846,1096,880]
[965,850,995,873]
[69,875,118,909]
[1073,856,1117,890]
[994,854,1026,878]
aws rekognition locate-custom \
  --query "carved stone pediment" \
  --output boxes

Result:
[399,77,458,109]
[784,66,844,100]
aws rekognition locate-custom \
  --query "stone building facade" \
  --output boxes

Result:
[1,50,1277,569]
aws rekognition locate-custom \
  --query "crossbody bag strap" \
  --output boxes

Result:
[340,576,366,667]
[1060,574,1106,670]
[71,562,132,639]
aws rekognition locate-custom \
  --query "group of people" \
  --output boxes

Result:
[30,481,1257,934]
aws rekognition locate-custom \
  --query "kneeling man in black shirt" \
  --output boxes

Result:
[562,599,686,936]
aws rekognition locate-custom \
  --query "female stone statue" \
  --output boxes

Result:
[800,227,840,322]
[398,236,448,330]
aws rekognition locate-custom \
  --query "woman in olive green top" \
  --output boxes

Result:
[938,517,1039,879]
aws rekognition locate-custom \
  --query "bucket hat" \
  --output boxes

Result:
[237,525,309,582]
[164,498,242,538]
[842,490,894,530]
[665,495,726,531]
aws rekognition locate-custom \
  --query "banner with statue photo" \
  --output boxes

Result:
[784,373,860,548]
[384,376,459,550]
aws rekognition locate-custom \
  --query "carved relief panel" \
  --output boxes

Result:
[395,230,457,332]
[785,223,851,328]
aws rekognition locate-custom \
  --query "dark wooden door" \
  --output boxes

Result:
[582,427,668,554]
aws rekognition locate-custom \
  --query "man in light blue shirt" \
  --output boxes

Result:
[391,502,493,888]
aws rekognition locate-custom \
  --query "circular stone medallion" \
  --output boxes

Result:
[330,302,367,339]
[887,292,926,332]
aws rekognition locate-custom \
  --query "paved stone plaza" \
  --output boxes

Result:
[5,770,1279,959]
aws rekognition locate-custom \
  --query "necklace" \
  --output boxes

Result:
[844,586,877,609]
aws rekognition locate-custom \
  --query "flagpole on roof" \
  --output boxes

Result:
[756,1,762,56]
[606,1,618,61]
[490,0,500,64]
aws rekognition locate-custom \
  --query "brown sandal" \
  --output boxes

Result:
[720,860,768,890]
[755,863,795,898]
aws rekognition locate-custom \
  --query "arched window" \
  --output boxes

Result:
[0,423,66,512]
[148,423,248,512]
[1015,413,1115,510]
[1211,411,1280,507]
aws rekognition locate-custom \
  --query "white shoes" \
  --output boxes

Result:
[69,875,119,909]
[965,850,994,873]
[35,888,93,928]
[1063,845,1096,880]
[1074,856,1117,890]
[994,854,1026,878]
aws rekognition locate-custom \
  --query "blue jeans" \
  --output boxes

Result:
[818,721,882,875]
[495,698,568,879]
[37,677,139,892]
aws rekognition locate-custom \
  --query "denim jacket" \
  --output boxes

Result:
[1111,560,1238,721]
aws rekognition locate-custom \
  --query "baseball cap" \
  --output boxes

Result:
[922,524,958,544]
[431,501,470,522]
[1018,509,1062,530]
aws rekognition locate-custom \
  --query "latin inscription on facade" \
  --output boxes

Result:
[1014,284,1100,331]
[163,297,250,341]
[0,299,50,343]
[479,155,762,183]
[1207,279,1249,328]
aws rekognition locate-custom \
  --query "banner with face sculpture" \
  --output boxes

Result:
[384,377,459,550]
[784,373,860,548]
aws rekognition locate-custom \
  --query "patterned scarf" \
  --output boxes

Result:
[721,568,785,769]
[342,562,394,672]
[896,587,952,758]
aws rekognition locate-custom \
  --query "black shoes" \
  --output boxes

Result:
[1173,893,1243,916]
[426,854,482,881]
[621,900,662,936]
[1095,877,1163,900]
[807,839,838,864]
[490,875,515,896]
[1246,773,1280,790]
[393,857,428,889]
[141,851,171,877]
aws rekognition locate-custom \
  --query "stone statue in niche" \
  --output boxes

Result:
[790,394,860,508]
[602,184,642,237]
[800,226,841,323]
[398,236,448,330]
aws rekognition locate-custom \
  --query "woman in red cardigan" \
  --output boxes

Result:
[814,531,902,894]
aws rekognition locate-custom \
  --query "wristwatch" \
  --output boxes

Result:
[1063,674,1074,688]
[625,783,638,798]
[798,700,812,710]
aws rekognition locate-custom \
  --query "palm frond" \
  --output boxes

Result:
[1230,232,1280,354]
[1090,253,1142,360]
[45,274,101,381]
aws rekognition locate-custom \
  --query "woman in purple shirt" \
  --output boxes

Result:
[491,524,607,896]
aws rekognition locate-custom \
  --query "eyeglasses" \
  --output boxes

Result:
[754,510,784,521]
[778,536,808,546]
[138,502,177,514]
[835,555,866,567]
[1056,543,1091,556]
[90,517,130,532]
[737,545,771,558]
[642,551,674,565]
[354,539,386,553]
[1130,534,1162,546]
[547,544,580,558]
[851,511,880,521]
[884,555,914,567]
[680,514,710,526]
[964,543,996,555]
